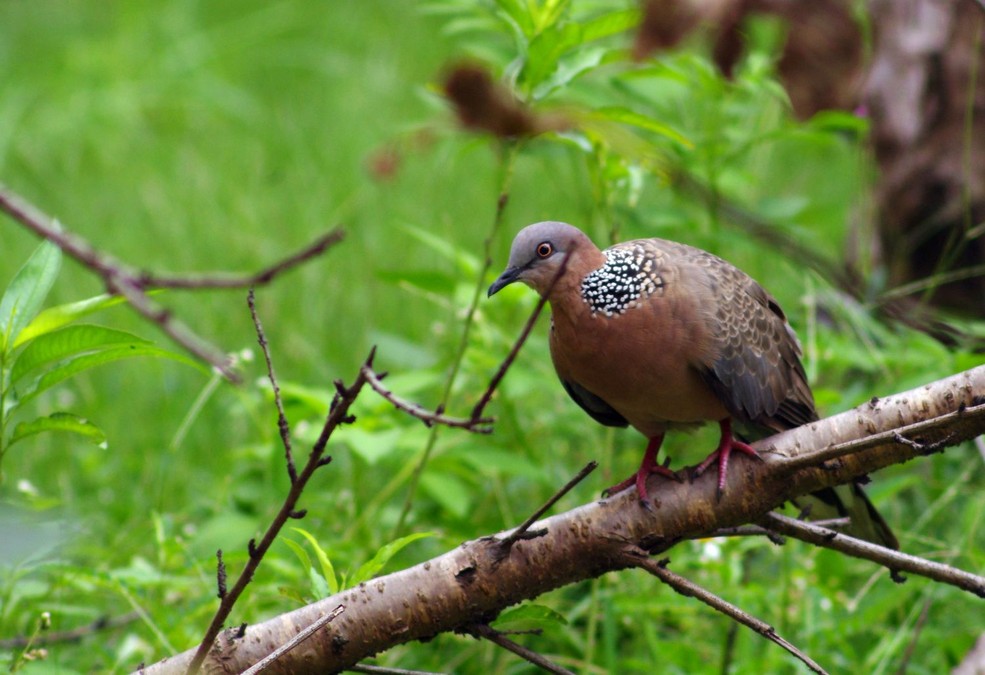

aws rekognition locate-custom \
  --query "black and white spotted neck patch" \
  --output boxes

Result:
[580,245,664,316]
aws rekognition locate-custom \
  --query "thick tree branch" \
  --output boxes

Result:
[141,366,985,674]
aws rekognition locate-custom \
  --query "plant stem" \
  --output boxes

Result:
[392,140,519,536]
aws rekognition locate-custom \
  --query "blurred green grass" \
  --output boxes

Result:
[0,1,981,673]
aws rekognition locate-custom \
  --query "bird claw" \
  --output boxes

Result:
[695,421,760,496]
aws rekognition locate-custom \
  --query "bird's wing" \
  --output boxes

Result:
[559,378,629,428]
[680,247,816,431]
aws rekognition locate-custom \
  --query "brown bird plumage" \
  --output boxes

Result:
[488,221,897,548]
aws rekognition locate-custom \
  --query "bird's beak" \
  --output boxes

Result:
[487,266,522,297]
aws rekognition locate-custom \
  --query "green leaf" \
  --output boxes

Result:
[351,531,434,586]
[11,325,153,384]
[13,293,129,348]
[8,412,107,449]
[291,527,339,594]
[0,240,61,354]
[532,45,610,100]
[579,8,640,43]
[591,107,692,147]
[15,342,203,407]
[307,566,331,599]
[493,0,535,38]
[281,536,313,572]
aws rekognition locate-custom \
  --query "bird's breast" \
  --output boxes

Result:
[549,293,728,436]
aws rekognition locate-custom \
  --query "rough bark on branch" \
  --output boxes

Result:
[140,366,985,674]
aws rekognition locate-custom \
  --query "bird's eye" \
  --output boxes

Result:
[536,242,553,258]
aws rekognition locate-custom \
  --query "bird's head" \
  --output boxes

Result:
[487,221,596,298]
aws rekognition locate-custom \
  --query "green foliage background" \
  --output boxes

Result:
[0,1,982,673]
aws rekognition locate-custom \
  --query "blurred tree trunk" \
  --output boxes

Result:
[864,0,985,314]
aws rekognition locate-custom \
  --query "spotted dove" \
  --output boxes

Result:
[488,221,897,548]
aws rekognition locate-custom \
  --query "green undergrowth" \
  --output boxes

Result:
[0,1,981,673]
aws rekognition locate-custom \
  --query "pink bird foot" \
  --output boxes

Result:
[693,419,761,498]
[603,434,680,509]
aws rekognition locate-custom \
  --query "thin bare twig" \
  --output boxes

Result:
[240,605,345,675]
[185,339,371,674]
[497,461,598,552]
[139,230,345,290]
[761,513,985,597]
[215,549,227,599]
[361,365,493,433]
[249,289,297,482]
[470,252,570,422]
[710,517,851,541]
[393,141,520,536]
[468,624,574,675]
[774,402,985,472]
[363,239,568,444]
[628,551,827,674]
[0,184,344,381]
[241,605,345,675]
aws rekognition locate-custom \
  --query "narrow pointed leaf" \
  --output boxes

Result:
[15,343,203,406]
[12,325,153,384]
[0,240,61,354]
[351,532,434,586]
[8,412,107,449]
[13,294,129,348]
[291,527,339,595]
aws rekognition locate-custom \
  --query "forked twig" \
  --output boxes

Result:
[775,403,985,472]
[184,306,370,674]
[470,253,571,422]
[369,243,570,482]
[361,365,494,432]
[393,143,520,535]
[240,605,345,675]
[467,624,574,675]
[139,230,344,289]
[0,184,343,381]
[710,517,851,542]
[628,551,827,674]
[761,513,985,597]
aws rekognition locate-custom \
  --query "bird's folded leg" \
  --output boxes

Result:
[693,418,761,499]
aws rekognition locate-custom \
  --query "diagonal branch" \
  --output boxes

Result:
[240,605,344,675]
[0,184,343,380]
[249,289,298,483]
[627,551,826,674]
[140,365,985,674]
[183,340,374,674]
[361,365,494,432]
[761,513,985,597]
[466,623,574,675]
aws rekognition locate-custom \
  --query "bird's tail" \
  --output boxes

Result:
[794,483,899,549]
